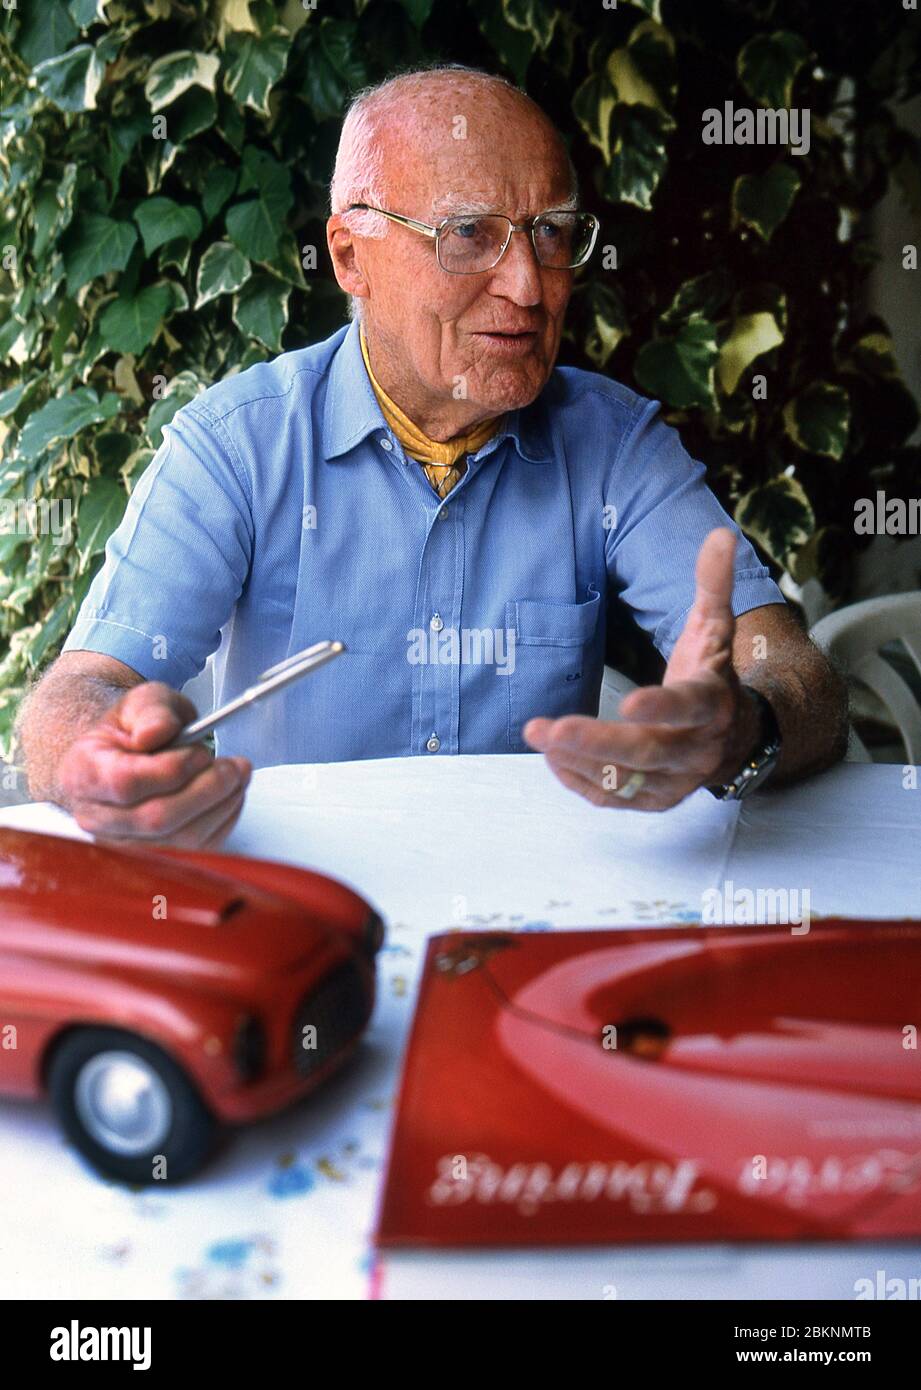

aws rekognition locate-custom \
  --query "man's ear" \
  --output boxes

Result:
[327,217,370,303]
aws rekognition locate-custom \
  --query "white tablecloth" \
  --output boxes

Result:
[0,757,918,1299]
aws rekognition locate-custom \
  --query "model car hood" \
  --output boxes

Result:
[0,829,362,981]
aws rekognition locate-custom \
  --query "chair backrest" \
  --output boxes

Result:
[810,593,921,764]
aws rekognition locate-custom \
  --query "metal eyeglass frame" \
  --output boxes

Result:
[345,203,601,274]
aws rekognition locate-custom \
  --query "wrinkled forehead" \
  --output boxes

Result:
[379,93,573,221]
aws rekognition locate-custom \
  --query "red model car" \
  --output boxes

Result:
[0,828,383,1184]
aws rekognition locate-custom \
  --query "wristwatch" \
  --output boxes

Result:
[707,685,782,801]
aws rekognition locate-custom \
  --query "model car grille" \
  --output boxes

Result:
[291,959,372,1078]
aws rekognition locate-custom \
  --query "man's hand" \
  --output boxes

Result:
[55,682,252,847]
[523,527,762,811]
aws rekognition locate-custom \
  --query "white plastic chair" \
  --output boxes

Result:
[810,593,921,764]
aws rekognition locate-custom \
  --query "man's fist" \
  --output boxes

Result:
[55,681,252,848]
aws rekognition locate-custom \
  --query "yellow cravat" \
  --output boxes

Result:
[359,323,502,498]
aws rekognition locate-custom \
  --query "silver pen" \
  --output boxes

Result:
[169,640,345,748]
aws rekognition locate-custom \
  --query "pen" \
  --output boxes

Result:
[168,640,345,748]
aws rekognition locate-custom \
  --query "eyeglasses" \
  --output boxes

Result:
[346,203,600,275]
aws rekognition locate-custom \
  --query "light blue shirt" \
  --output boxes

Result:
[62,319,785,768]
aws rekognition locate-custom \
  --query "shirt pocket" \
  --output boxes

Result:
[504,586,601,751]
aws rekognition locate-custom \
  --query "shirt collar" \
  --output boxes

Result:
[322,318,555,465]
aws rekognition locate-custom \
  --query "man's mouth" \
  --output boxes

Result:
[473,329,539,353]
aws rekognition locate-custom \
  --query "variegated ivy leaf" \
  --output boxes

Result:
[223,30,291,116]
[738,31,811,110]
[501,0,557,51]
[607,21,676,116]
[195,241,252,309]
[718,312,784,395]
[145,372,207,448]
[585,281,629,368]
[31,43,108,113]
[233,273,290,352]
[732,163,800,242]
[735,475,815,566]
[634,315,718,409]
[145,52,221,113]
[783,383,850,459]
[68,0,110,26]
[215,0,260,47]
[602,105,673,210]
[18,388,121,462]
[572,73,617,165]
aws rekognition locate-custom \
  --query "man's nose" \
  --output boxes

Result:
[488,229,543,304]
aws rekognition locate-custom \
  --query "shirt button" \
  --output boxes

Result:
[426,735,441,752]
[380,437,393,451]
[430,613,444,631]
[438,506,450,520]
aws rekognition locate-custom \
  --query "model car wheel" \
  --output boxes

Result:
[48,1028,219,1185]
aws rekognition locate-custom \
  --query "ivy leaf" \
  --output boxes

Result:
[738,31,811,110]
[32,44,106,113]
[134,197,203,256]
[396,0,434,25]
[168,88,219,144]
[15,0,77,66]
[195,241,251,308]
[232,273,290,351]
[732,163,800,242]
[215,0,260,46]
[18,389,121,462]
[299,20,368,122]
[502,0,557,51]
[99,285,174,356]
[660,270,733,329]
[718,312,784,395]
[602,105,673,211]
[31,164,78,259]
[145,52,221,112]
[475,0,535,86]
[202,166,238,223]
[607,20,676,115]
[225,147,293,261]
[783,383,850,459]
[634,316,718,409]
[62,212,138,293]
[76,478,127,571]
[573,74,618,165]
[223,30,290,115]
[68,0,108,27]
[584,281,629,368]
[735,476,815,566]
[145,372,206,448]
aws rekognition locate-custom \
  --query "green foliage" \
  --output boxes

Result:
[1,0,920,754]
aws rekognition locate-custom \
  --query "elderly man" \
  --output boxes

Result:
[18,64,848,847]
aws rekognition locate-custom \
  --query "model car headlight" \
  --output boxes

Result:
[233,1014,266,1082]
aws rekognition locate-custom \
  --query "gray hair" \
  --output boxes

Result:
[329,63,579,322]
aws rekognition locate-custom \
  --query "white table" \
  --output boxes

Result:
[0,758,918,1300]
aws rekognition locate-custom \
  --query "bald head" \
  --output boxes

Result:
[330,65,578,253]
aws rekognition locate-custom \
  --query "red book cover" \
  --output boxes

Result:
[376,921,921,1252]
